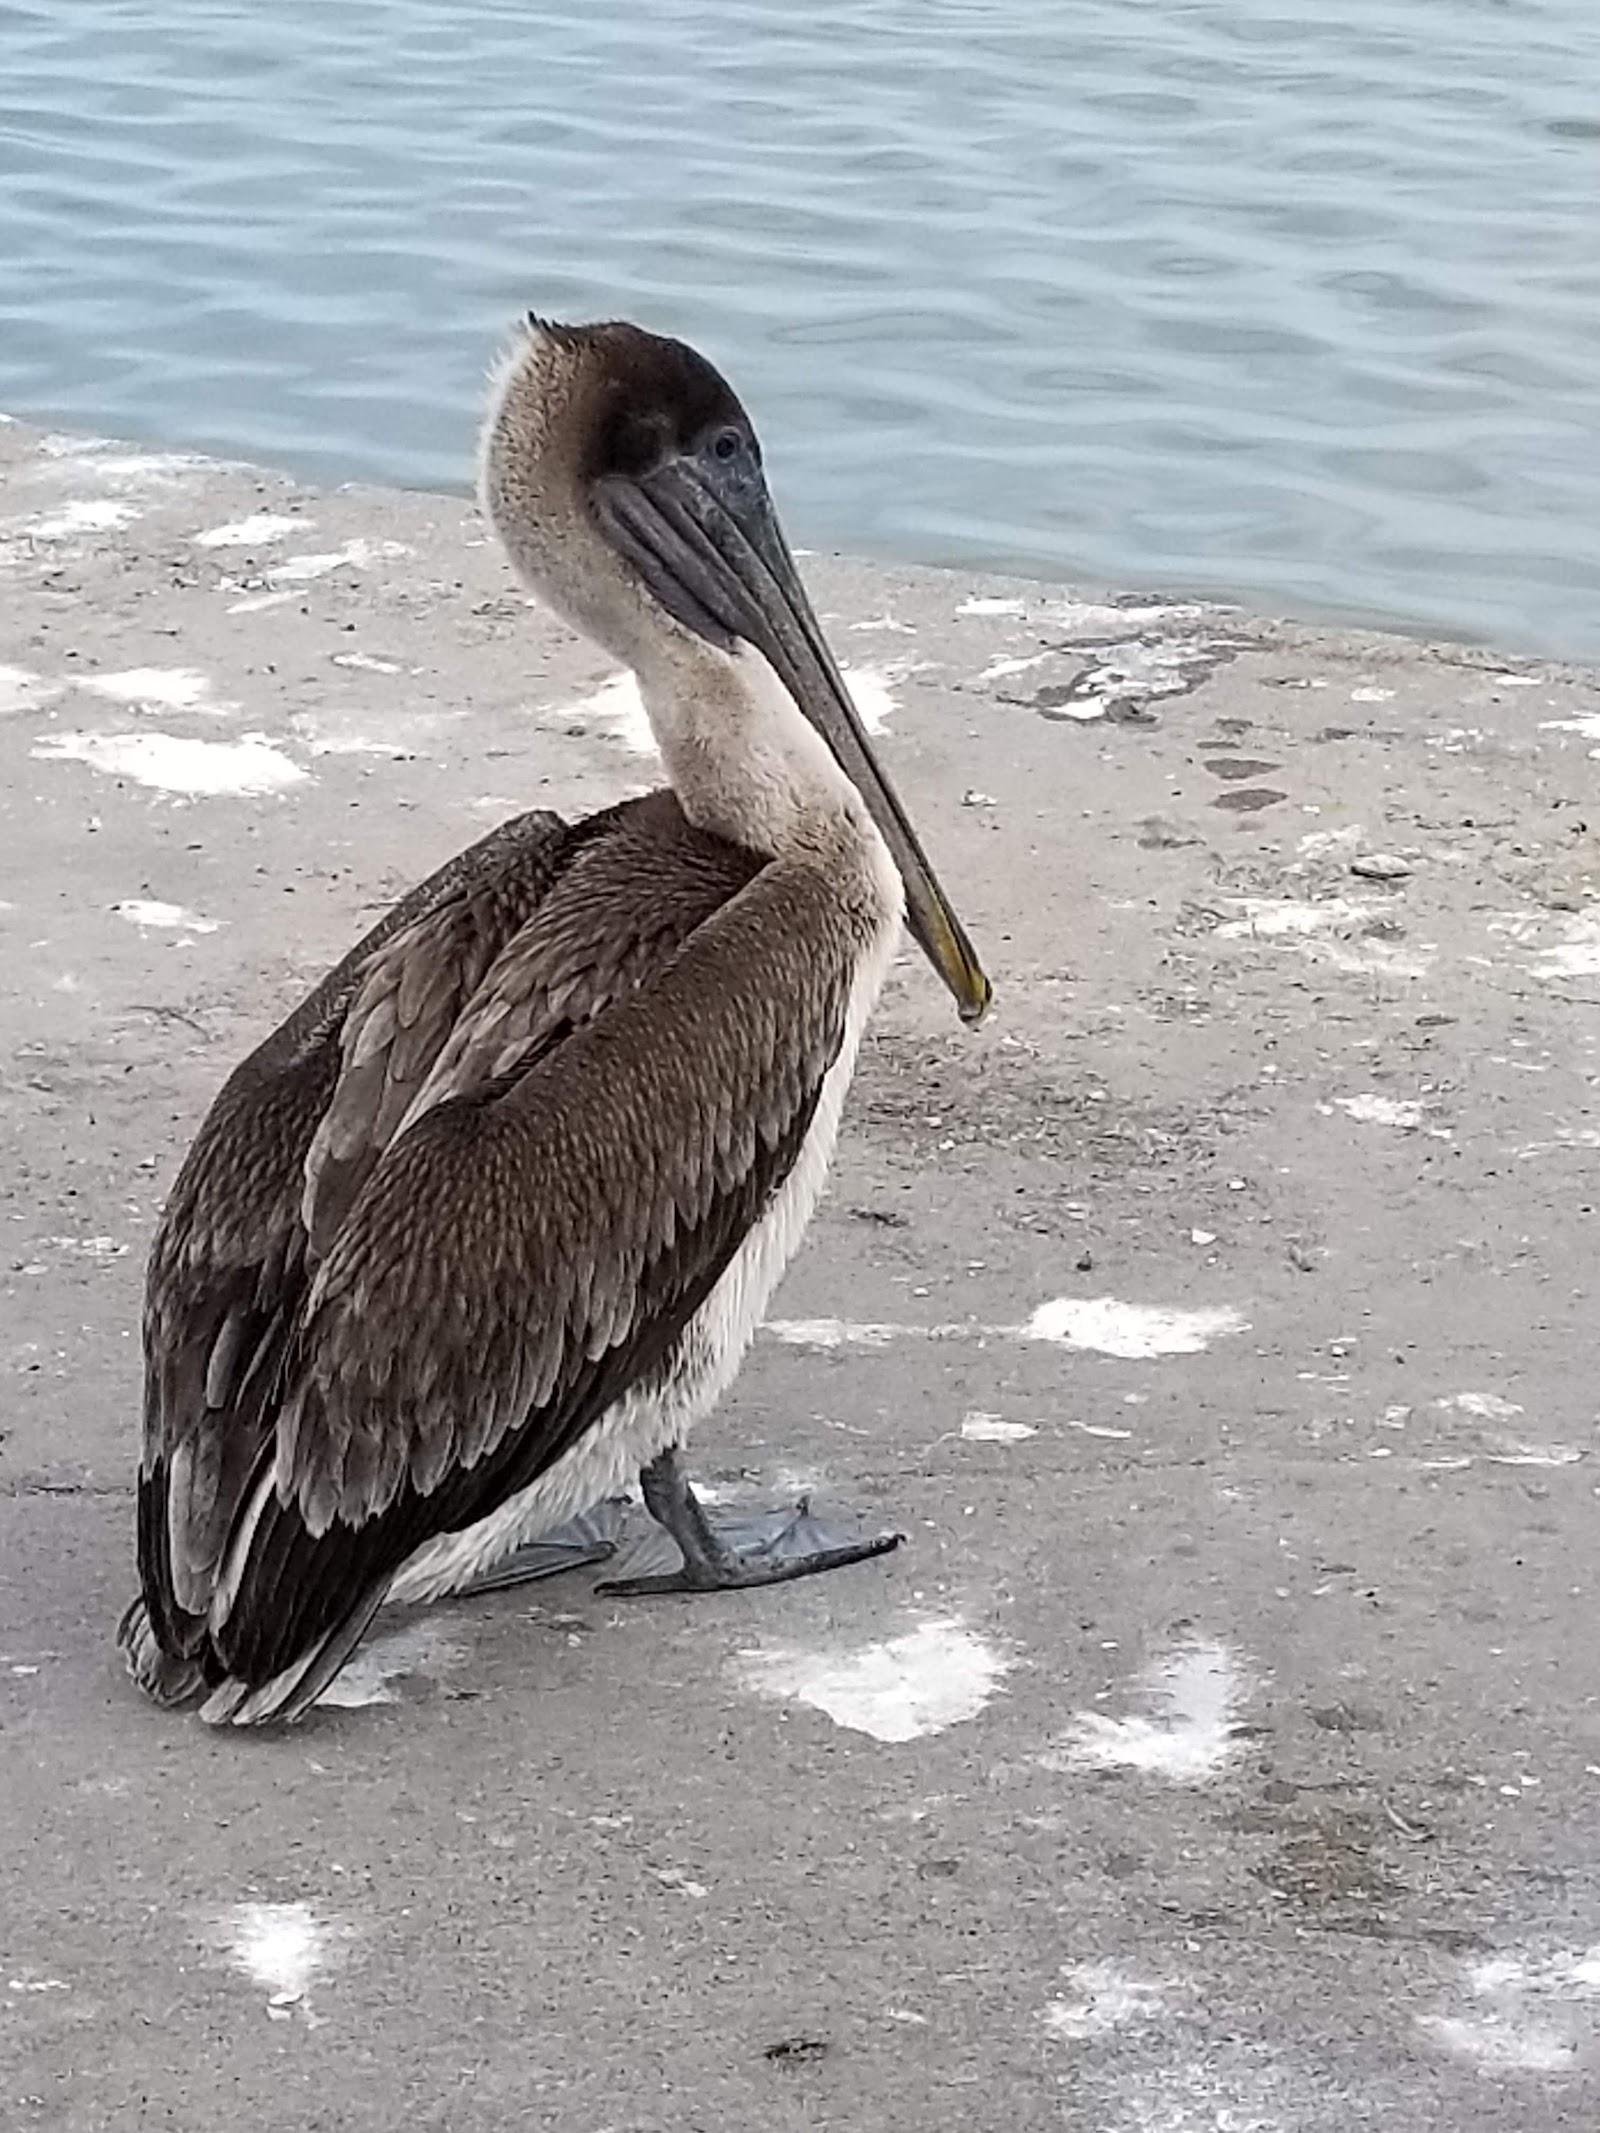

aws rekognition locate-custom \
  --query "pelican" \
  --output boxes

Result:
[118,317,991,1725]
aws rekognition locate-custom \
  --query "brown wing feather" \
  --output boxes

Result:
[299,823,606,1256]
[403,792,763,1120]
[206,858,860,1715]
[128,806,579,1669]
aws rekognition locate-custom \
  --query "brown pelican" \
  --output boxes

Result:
[118,317,991,1725]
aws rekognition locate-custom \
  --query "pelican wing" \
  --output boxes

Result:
[399,791,764,1123]
[201,856,859,1721]
[128,808,574,1690]
[300,813,608,1257]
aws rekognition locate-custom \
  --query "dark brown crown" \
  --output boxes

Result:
[529,318,753,482]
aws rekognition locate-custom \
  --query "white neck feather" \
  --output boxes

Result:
[636,636,876,868]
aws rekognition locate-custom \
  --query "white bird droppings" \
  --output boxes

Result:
[648,1865,710,1899]
[290,713,420,758]
[330,650,404,675]
[1531,912,1600,980]
[730,1617,1010,1742]
[1419,1945,1600,2074]
[45,1233,126,1259]
[33,730,307,797]
[768,1298,1245,1357]
[1420,2014,1575,2075]
[1297,824,1365,858]
[315,1620,464,1709]
[0,664,60,715]
[1348,851,1413,881]
[112,899,221,933]
[961,1411,1037,1443]
[265,538,410,583]
[1334,1093,1424,1130]
[1218,895,1434,976]
[1040,1960,1180,2040]
[1216,896,1373,941]
[21,497,142,540]
[766,1316,924,1347]
[1042,1639,1250,1784]
[1061,639,1213,719]
[979,651,1051,682]
[1516,1127,1600,1160]
[1024,1297,1248,1359]
[1432,1394,1585,1468]
[1049,597,1212,637]
[957,595,1025,617]
[226,588,299,615]
[1486,1441,1587,1469]
[193,513,309,548]
[81,667,226,714]
[839,663,899,734]
[212,1899,350,2019]
[225,1903,325,1995]
[1439,1392,1524,1421]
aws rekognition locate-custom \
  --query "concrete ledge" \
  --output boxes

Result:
[3,419,1598,2129]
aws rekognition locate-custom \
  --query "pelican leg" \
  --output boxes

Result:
[455,1501,627,1596]
[597,1446,902,1597]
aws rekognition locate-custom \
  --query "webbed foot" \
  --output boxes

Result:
[456,1500,627,1596]
[597,1448,901,1597]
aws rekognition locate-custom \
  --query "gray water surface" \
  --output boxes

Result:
[3,0,1599,656]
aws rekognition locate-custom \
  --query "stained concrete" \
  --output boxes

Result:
[2,416,1598,2130]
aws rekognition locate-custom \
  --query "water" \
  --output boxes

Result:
[3,0,1599,657]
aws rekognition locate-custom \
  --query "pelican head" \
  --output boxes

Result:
[480,315,991,1026]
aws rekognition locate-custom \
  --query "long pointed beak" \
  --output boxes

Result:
[595,460,993,1025]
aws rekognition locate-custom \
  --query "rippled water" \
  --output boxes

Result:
[3,0,1599,655]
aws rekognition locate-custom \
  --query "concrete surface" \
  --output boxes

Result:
[2,415,1598,2131]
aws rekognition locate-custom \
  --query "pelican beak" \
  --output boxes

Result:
[594,456,993,1026]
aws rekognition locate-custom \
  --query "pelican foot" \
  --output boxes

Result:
[456,1500,628,1597]
[597,1446,902,1597]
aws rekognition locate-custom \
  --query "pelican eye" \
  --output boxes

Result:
[711,426,743,464]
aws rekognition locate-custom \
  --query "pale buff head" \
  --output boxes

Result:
[478,316,750,676]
